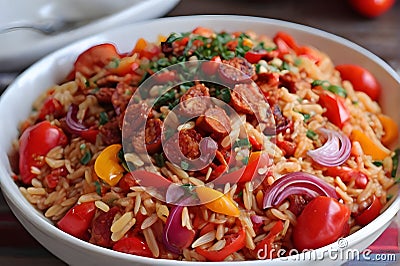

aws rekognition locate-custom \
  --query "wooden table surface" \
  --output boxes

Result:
[0,0,399,265]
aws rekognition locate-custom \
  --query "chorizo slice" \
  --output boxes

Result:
[229,90,253,115]
[163,129,202,161]
[89,207,120,248]
[197,107,231,139]
[145,118,163,154]
[218,57,255,84]
[100,118,122,145]
[179,84,210,117]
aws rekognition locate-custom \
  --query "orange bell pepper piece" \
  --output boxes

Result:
[350,129,391,160]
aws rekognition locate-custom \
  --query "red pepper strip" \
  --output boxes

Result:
[253,220,284,259]
[195,227,246,261]
[318,90,350,128]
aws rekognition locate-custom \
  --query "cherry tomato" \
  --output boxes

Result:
[244,49,278,64]
[195,227,246,261]
[19,121,68,184]
[74,43,120,78]
[113,236,153,258]
[292,196,350,251]
[335,64,381,101]
[57,202,96,239]
[354,196,382,226]
[273,31,298,56]
[349,0,395,18]
[324,166,354,182]
[201,56,222,76]
[318,90,350,128]
[37,98,64,121]
[44,167,68,189]
[118,172,137,193]
[153,70,177,84]
[354,171,369,189]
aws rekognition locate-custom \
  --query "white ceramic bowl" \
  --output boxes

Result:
[0,0,180,71]
[0,15,399,266]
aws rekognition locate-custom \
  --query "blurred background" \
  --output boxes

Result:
[0,0,399,265]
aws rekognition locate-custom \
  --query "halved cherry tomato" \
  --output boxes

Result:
[378,114,399,147]
[355,196,382,226]
[19,121,68,184]
[57,202,96,239]
[354,172,369,189]
[324,167,369,189]
[349,0,395,18]
[195,226,246,261]
[292,196,350,251]
[335,64,381,101]
[145,118,163,154]
[74,43,120,78]
[201,56,222,76]
[44,167,68,189]
[318,90,350,128]
[113,236,153,258]
[118,172,137,192]
[153,70,177,84]
[37,98,64,121]
[253,220,284,259]
[273,31,298,55]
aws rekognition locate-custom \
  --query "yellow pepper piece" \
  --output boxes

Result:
[94,144,124,186]
[196,186,240,217]
[350,129,391,161]
[132,38,148,54]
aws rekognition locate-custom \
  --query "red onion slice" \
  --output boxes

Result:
[263,171,338,209]
[162,197,196,254]
[307,128,351,167]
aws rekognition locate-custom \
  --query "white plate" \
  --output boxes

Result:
[0,0,180,72]
[0,15,399,266]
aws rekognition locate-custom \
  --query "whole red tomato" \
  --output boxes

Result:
[19,121,68,184]
[335,64,381,101]
[349,0,395,18]
[292,196,350,251]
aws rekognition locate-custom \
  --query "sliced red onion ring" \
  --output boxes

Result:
[263,172,338,209]
[307,128,351,167]
[162,197,196,254]
[65,104,89,133]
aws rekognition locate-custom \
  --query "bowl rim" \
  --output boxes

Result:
[0,14,399,265]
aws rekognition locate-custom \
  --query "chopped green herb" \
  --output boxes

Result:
[154,89,176,108]
[217,87,231,103]
[99,112,109,125]
[165,32,182,44]
[312,80,347,98]
[117,148,130,172]
[327,85,347,98]
[255,63,262,73]
[281,61,290,71]
[372,161,383,167]
[241,156,249,165]
[233,138,250,148]
[306,129,318,140]
[391,148,399,178]
[84,79,90,88]
[181,161,190,170]
[90,87,100,94]
[95,181,102,196]
[302,113,311,122]
[352,101,359,105]
[80,150,92,165]
[79,143,86,150]
[386,194,393,201]
[107,58,120,69]
[154,153,165,167]
[237,190,243,198]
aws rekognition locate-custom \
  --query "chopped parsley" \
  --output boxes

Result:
[80,150,92,165]
[306,129,318,140]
